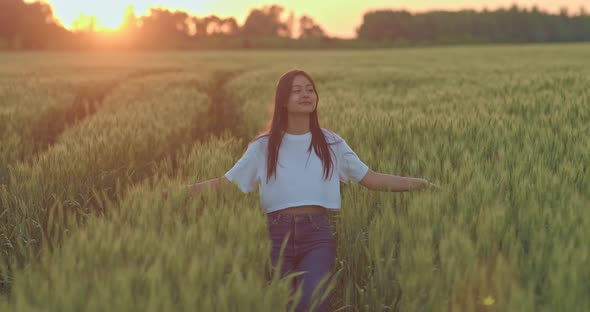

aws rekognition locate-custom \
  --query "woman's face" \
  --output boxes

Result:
[285,75,317,114]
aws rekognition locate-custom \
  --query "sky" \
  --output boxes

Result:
[33,0,589,38]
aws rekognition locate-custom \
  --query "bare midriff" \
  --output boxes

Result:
[276,205,326,215]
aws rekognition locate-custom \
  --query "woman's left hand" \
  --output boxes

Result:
[424,180,442,192]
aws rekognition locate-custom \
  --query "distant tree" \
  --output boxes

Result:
[220,17,239,35]
[203,15,222,35]
[190,15,238,37]
[284,10,295,37]
[241,5,290,37]
[572,7,590,40]
[138,8,190,43]
[0,0,67,49]
[0,0,22,40]
[120,5,138,32]
[192,17,208,37]
[298,15,326,39]
[356,10,413,42]
[208,16,239,36]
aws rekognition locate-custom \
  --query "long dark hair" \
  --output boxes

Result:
[251,70,338,184]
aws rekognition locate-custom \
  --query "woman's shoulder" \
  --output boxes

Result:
[321,128,344,144]
[249,133,269,148]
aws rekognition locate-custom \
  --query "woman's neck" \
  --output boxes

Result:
[285,114,310,134]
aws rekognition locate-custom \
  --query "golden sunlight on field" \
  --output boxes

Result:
[0,45,589,311]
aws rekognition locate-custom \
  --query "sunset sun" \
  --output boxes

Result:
[71,13,124,32]
[35,0,133,32]
[83,5,127,29]
[71,6,131,32]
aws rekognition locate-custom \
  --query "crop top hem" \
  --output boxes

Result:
[265,201,341,214]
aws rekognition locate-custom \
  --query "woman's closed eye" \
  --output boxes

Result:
[292,89,314,94]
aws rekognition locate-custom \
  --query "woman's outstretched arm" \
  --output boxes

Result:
[162,176,232,199]
[187,176,232,195]
[359,169,439,192]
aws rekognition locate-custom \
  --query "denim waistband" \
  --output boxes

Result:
[267,210,327,223]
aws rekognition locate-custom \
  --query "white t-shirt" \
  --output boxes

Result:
[224,128,369,213]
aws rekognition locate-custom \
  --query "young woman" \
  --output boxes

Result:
[186,70,439,311]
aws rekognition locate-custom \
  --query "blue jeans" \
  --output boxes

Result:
[266,211,336,312]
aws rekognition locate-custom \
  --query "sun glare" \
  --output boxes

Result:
[72,6,129,32]
[71,13,122,32]
[35,0,131,32]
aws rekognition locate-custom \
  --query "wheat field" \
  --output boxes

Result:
[0,44,589,311]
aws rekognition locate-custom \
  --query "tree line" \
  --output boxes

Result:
[1,0,589,50]
[0,0,330,50]
[358,5,590,44]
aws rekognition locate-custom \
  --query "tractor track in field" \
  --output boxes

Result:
[0,70,248,297]
[27,68,184,159]
[194,69,245,139]
[163,69,246,175]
